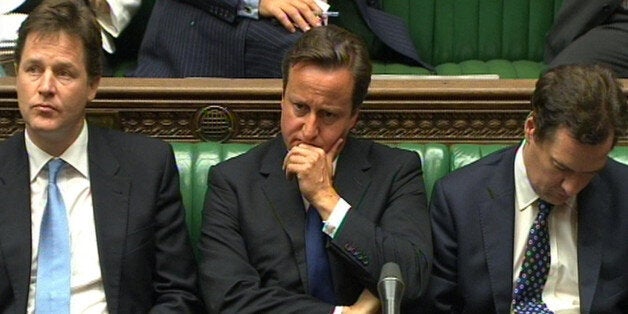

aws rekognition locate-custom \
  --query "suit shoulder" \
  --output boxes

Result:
[91,125,170,151]
[600,158,628,181]
[212,138,274,170]
[439,146,515,185]
[358,138,420,160]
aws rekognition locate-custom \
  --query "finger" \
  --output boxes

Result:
[284,6,313,32]
[283,150,296,180]
[274,10,297,33]
[302,0,324,27]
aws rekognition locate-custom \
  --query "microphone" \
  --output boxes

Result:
[377,262,405,314]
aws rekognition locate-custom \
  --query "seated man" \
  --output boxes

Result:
[426,64,628,313]
[545,0,628,78]
[0,0,203,312]
[198,24,432,313]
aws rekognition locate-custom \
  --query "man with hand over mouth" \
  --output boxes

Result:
[199,24,432,313]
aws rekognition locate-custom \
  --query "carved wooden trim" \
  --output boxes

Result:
[1,77,626,144]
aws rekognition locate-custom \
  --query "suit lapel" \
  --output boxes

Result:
[87,126,131,312]
[576,176,608,313]
[0,133,32,309]
[260,138,309,290]
[476,148,517,313]
[333,139,371,210]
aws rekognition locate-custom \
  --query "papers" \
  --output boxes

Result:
[0,0,24,14]
[0,13,27,42]
[314,0,330,12]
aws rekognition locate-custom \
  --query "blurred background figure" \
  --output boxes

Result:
[0,0,141,76]
[545,0,628,78]
[133,0,429,78]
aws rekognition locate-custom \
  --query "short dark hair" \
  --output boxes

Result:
[281,25,372,113]
[531,64,627,146]
[14,0,103,82]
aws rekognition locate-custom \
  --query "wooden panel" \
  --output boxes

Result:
[1,77,626,144]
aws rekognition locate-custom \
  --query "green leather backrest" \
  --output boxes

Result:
[336,0,564,65]
[392,143,449,199]
[172,141,626,246]
[449,143,508,171]
[449,143,628,171]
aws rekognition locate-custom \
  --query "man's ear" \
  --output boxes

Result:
[87,76,101,102]
[524,113,535,141]
[349,110,359,129]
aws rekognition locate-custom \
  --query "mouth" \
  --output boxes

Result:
[32,103,57,113]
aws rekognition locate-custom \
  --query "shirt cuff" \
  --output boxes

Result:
[322,198,350,238]
[332,306,345,314]
[237,0,259,19]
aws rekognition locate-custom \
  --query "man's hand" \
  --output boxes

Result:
[343,289,381,314]
[259,0,323,33]
[282,139,343,219]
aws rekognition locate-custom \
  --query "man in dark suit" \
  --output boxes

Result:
[545,0,628,78]
[198,25,432,313]
[0,1,203,312]
[133,0,431,78]
[425,64,628,313]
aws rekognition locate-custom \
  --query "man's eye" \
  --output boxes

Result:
[57,70,74,79]
[25,65,42,74]
[322,111,338,123]
[553,162,569,172]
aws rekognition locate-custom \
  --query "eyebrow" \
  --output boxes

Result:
[553,158,605,174]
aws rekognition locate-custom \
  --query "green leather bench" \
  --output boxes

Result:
[335,0,564,78]
[171,142,628,247]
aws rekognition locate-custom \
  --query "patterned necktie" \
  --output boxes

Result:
[512,200,554,314]
[35,159,71,314]
[305,205,336,304]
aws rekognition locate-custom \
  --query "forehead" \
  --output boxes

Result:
[543,127,613,172]
[286,63,354,99]
[21,31,85,63]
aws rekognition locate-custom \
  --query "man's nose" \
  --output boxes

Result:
[561,173,593,197]
[38,70,56,96]
[302,114,319,140]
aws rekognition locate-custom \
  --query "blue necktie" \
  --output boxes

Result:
[35,159,71,314]
[512,200,554,314]
[305,206,336,304]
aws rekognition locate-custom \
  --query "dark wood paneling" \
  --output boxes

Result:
[1,77,626,144]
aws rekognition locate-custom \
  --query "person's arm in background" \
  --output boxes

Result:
[88,0,141,53]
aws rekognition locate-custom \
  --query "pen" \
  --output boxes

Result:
[321,11,340,17]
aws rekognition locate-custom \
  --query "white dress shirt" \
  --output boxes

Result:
[26,123,108,314]
[513,142,580,313]
[93,0,141,54]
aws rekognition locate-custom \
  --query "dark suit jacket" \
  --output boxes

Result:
[133,0,431,78]
[0,125,203,313]
[425,146,628,313]
[544,0,623,63]
[198,136,432,313]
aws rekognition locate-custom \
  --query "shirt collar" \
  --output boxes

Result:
[514,140,539,211]
[25,122,90,181]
